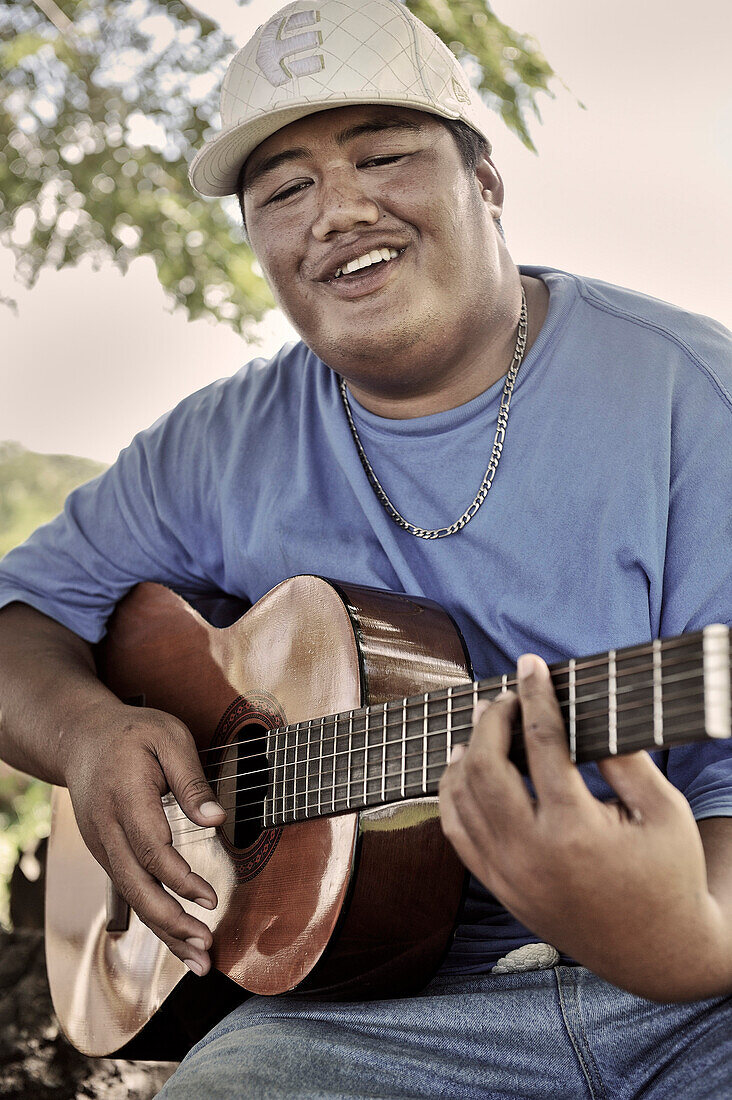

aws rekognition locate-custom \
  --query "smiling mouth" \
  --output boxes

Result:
[332,247,403,280]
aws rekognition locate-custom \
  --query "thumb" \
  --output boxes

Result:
[157,721,226,827]
[597,750,670,821]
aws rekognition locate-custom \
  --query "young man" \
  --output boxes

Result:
[0,2,730,1095]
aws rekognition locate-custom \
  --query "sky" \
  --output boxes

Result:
[1,0,730,463]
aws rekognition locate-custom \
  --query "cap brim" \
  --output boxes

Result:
[189,96,467,197]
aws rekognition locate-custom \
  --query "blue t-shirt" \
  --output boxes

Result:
[2,266,731,970]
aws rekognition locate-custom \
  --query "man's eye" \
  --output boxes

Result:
[362,155,403,168]
[268,181,310,204]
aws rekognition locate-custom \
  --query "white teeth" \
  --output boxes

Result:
[334,247,400,278]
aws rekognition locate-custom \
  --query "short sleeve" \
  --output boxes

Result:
[659,322,732,818]
[659,326,732,638]
[0,385,228,642]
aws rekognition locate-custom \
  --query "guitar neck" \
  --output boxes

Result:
[262,625,731,828]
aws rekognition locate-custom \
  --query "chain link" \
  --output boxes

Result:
[338,286,528,539]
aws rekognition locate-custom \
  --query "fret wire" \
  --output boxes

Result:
[653,639,664,746]
[200,637,720,772]
[544,632,707,686]
[422,693,428,792]
[382,702,388,803]
[291,724,297,819]
[446,687,453,764]
[269,729,276,825]
[471,681,478,749]
[290,724,296,823]
[568,658,577,762]
[207,655,719,787]
[287,723,293,820]
[401,698,407,798]
[548,642,711,695]
[318,716,324,817]
[182,663,725,826]
[281,725,288,827]
[264,729,272,825]
[501,673,508,693]
[363,708,369,805]
[197,631,719,763]
[288,727,294,820]
[167,658,731,833]
[280,726,286,826]
[608,650,617,755]
[280,728,286,823]
[347,710,353,811]
[171,690,721,840]
[558,663,707,726]
[305,719,313,818]
[170,679,720,829]
[294,722,300,818]
[269,729,275,825]
[331,715,337,813]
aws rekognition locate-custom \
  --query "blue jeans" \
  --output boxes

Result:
[158,967,732,1098]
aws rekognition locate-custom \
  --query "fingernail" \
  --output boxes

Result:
[517,653,542,680]
[186,937,207,951]
[472,699,489,723]
[194,896,216,910]
[184,958,204,976]
[450,744,466,764]
[200,800,225,819]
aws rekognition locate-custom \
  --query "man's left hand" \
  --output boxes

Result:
[438,653,732,1001]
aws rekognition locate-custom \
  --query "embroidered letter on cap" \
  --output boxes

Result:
[256,10,324,88]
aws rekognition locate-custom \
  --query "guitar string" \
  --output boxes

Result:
[168,699,716,849]
[190,634,709,761]
[164,663,728,830]
[172,692,714,838]
[162,659,729,822]
[165,685,720,840]
[188,642,726,768]
[195,654,722,782]
[168,716,714,846]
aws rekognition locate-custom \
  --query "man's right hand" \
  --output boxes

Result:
[62,700,227,975]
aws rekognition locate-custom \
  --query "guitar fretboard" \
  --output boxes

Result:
[261,625,730,827]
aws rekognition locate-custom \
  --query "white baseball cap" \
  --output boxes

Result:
[189,0,493,197]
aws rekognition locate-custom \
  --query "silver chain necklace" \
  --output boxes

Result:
[338,285,528,539]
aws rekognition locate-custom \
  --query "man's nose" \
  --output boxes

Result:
[311,171,380,239]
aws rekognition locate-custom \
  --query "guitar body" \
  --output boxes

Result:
[45,576,472,1057]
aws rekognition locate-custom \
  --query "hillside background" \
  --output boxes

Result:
[0,442,106,926]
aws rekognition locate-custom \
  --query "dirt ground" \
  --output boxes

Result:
[0,928,176,1100]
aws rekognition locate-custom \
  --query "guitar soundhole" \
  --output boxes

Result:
[217,721,268,850]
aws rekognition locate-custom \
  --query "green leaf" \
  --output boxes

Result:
[0,0,563,330]
[0,31,47,71]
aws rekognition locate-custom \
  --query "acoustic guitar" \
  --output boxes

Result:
[44,576,731,1058]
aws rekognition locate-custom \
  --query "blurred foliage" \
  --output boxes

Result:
[0,764,51,927]
[408,0,557,148]
[0,442,106,926]
[0,440,106,557]
[0,0,559,332]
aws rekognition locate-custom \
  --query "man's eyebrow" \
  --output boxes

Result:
[242,147,311,192]
[242,117,424,192]
[333,117,424,145]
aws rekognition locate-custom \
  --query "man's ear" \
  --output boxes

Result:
[476,155,504,220]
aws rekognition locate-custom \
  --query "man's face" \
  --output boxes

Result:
[242,105,504,399]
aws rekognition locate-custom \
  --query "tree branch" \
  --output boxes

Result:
[29,0,75,39]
